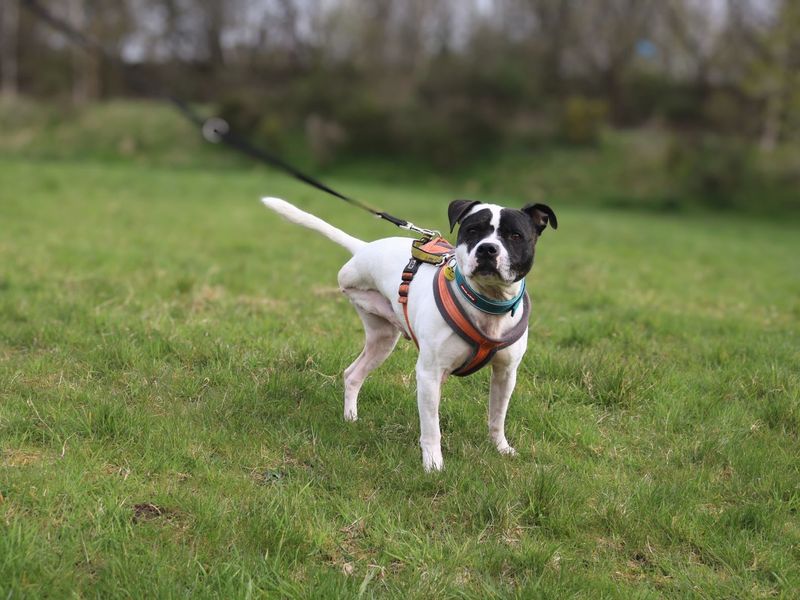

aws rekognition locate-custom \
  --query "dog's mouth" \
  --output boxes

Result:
[470,261,516,286]
[455,245,515,284]
[474,258,499,275]
[465,260,522,286]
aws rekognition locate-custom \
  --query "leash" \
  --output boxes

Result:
[19,0,439,239]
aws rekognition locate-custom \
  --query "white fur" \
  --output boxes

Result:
[261,197,366,255]
[261,197,528,471]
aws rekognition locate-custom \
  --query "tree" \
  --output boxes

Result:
[1,0,19,97]
[662,0,726,99]
[728,0,800,149]
[569,0,658,122]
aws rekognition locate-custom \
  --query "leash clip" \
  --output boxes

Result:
[400,221,441,240]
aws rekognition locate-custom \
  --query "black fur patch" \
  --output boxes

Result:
[498,208,537,281]
[521,203,558,233]
[448,199,483,233]
[456,208,494,252]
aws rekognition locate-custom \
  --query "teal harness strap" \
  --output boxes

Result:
[453,266,526,316]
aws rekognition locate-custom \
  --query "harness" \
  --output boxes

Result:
[397,238,531,377]
[397,237,454,348]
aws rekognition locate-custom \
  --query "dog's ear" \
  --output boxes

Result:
[522,203,558,234]
[448,199,482,233]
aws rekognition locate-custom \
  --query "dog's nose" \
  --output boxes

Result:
[476,243,499,258]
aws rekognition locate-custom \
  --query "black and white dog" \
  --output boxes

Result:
[261,197,557,471]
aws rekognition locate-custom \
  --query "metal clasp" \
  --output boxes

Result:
[400,221,441,239]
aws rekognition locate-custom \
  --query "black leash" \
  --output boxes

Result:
[19,0,439,238]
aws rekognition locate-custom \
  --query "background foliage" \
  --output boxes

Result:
[1,0,799,211]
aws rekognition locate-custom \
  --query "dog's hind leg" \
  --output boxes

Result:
[338,259,406,332]
[342,289,406,332]
[343,307,400,421]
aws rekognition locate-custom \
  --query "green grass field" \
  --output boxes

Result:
[1,155,799,598]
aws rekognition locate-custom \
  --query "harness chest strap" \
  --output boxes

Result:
[432,266,530,377]
[397,238,530,377]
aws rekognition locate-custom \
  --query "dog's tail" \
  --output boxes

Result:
[261,197,367,255]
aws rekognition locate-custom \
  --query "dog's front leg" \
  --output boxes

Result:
[415,361,446,472]
[489,363,519,456]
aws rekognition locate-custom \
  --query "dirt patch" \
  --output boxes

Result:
[235,295,286,313]
[311,285,341,298]
[103,464,131,480]
[319,517,384,577]
[2,449,46,467]
[253,469,286,485]
[132,502,178,524]
[190,284,225,312]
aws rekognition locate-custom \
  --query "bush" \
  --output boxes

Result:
[666,134,757,208]
[216,91,295,155]
[627,75,704,127]
[560,96,608,145]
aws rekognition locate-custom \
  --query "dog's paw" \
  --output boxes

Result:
[497,444,517,457]
[423,458,444,472]
[422,448,444,472]
[343,410,358,422]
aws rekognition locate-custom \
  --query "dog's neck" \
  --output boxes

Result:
[460,274,526,339]
[465,274,524,302]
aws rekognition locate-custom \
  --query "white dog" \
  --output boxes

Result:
[261,197,557,471]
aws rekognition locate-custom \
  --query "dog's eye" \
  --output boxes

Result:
[466,227,479,235]
[507,232,522,241]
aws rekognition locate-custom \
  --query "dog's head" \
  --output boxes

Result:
[448,199,557,284]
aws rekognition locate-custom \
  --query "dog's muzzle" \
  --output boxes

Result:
[476,243,499,260]
[473,243,500,274]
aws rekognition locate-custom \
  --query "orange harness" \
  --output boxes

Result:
[397,238,530,377]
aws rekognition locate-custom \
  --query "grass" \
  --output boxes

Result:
[1,150,799,598]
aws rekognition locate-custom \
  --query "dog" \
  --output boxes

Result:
[261,197,557,471]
